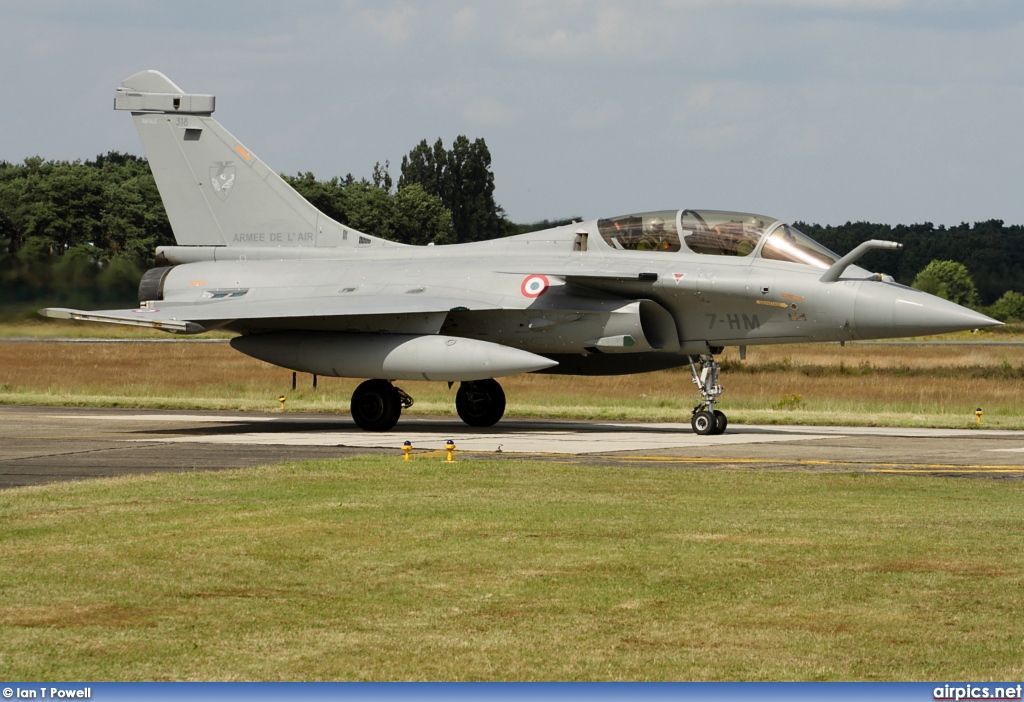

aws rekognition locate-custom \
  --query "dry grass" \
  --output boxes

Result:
[1,335,1022,427]
[0,319,235,339]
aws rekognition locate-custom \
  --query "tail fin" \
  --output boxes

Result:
[115,70,385,249]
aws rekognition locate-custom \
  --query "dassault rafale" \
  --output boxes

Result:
[41,71,1001,434]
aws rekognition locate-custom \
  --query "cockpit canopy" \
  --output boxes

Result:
[596,209,839,269]
[759,223,838,269]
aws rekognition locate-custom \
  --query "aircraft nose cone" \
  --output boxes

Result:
[853,283,1001,339]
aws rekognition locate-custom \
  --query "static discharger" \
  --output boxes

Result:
[402,440,412,461]
[446,439,456,462]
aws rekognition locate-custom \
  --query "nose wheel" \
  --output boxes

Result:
[689,355,727,435]
[692,409,728,435]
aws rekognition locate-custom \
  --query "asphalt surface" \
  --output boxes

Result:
[3,405,1024,489]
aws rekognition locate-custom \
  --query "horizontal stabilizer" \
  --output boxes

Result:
[39,307,205,333]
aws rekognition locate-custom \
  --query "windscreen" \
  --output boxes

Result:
[759,224,838,269]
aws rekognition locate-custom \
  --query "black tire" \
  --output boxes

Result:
[350,379,402,431]
[691,410,716,435]
[712,410,728,435]
[456,379,506,427]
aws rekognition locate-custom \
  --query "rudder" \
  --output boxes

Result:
[115,70,383,250]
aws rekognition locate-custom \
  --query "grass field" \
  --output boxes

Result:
[2,321,1022,428]
[3,322,1023,680]
[1,457,1022,680]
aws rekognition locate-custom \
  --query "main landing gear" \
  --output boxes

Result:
[349,378,507,431]
[689,354,727,435]
[455,379,506,427]
[350,379,414,431]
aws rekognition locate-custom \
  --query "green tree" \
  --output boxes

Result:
[399,136,514,243]
[52,244,100,297]
[340,180,397,239]
[911,259,980,308]
[13,238,53,293]
[93,152,174,265]
[988,290,1024,322]
[282,172,349,223]
[0,208,14,263]
[0,153,171,310]
[284,164,453,246]
[393,183,453,245]
[98,256,145,302]
[796,219,1024,305]
[371,161,393,192]
[399,139,446,198]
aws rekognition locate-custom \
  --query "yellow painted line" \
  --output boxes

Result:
[589,455,787,464]
[409,449,577,459]
[871,468,1024,474]
[581,454,1024,471]
[8,435,142,440]
[401,451,1024,472]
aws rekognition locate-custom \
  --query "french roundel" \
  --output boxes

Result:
[521,274,549,298]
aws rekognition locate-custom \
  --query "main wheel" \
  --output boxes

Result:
[712,410,728,435]
[456,379,506,427]
[691,410,716,435]
[350,379,402,431]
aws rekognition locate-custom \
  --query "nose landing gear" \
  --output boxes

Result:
[689,354,727,435]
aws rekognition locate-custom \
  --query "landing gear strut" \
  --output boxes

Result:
[456,379,506,427]
[350,379,413,431]
[689,354,727,435]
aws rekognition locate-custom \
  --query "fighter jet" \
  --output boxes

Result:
[40,70,1001,434]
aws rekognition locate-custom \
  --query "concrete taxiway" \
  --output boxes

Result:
[2,404,1024,489]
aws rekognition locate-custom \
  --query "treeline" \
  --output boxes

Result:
[283,136,518,246]
[1,141,1022,318]
[0,153,173,310]
[797,220,1024,306]
[0,137,520,310]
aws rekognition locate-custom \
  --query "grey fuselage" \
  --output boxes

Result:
[147,216,984,377]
